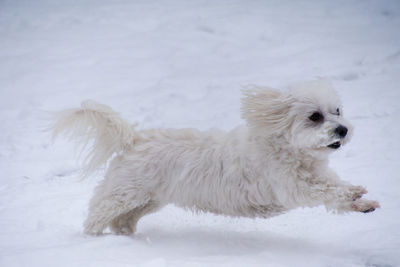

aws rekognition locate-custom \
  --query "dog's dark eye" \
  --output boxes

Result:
[336,108,340,116]
[309,112,323,122]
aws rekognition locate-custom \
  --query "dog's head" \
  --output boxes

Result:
[241,81,353,154]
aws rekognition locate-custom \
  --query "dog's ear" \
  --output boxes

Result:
[241,86,295,135]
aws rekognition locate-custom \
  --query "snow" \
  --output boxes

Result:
[1,0,400,266]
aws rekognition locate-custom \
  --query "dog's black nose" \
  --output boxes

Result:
[335,125,348,138]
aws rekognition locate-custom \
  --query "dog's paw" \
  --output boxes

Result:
[83,228,103,236]
[83,219,106,236]
[351,199,380,213]
[110,220,135,236]
[347,185,368,200]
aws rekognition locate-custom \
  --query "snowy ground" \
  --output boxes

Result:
[1,0,400,266]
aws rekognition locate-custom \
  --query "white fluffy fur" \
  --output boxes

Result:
[52,81,380,235]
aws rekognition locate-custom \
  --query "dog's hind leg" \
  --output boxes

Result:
[83,187,151,235]
[83,170,154,235]
[110,200,161,235]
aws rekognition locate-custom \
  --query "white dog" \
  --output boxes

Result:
[53,81,379,235]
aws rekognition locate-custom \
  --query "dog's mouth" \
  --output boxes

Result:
[327,141,341,149]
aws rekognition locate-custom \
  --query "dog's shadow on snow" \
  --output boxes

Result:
[132,227,349,259]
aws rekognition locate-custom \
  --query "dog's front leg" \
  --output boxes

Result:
[320,181,380,214]
[303,169,379,213]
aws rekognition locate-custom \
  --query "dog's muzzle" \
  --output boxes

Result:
[327,125,348,149]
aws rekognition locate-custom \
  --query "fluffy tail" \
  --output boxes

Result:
[52,100,137,176]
